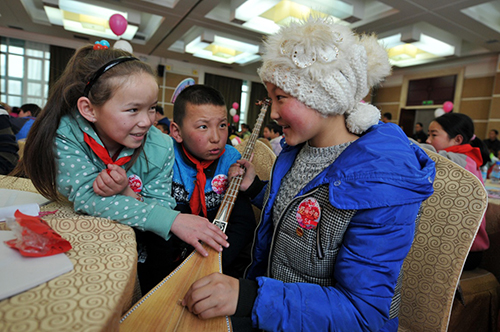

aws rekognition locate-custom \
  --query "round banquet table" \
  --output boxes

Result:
[0,175,138,332]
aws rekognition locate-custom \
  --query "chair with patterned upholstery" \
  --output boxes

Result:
[398,149,488,332]
[235,139,276,223]
[448,203,500,332]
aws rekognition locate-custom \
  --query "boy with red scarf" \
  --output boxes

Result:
[425,112,489,269]
[136,85,255,293]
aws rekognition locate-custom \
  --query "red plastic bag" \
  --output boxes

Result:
[4,210,72,257]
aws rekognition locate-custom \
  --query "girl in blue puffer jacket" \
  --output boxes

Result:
[181,17,436,332]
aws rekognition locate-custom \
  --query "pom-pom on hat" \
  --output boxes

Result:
[258,17,392,134]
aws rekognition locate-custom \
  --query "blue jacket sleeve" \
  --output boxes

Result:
[249,181,268,210]
[252,203,420,332]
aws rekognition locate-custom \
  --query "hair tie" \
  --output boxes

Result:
[93,40,110,50]
[471,134,476,141]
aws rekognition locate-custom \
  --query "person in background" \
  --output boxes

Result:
[238,123,252,140]
[483,129,500,158]
[424,112,489,270]
[412,122,428,143]
[228,124,241,146]
[18,103,41,118]
[262,124,272,140]
[264,122,283,156]
[0,105,19,175]
[12,45,229,294]
[10,107,20,118]
[155,117,171,135]
[382,112,392,123]
[181,17,435,331]
[12,103,41,140]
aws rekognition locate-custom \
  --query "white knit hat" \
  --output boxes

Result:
[258,17,392,134]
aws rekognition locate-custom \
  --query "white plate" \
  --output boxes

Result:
[0,231,73,301]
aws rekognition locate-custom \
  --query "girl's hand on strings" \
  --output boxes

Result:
[93,164,129,196]
[170,214,229,257]
[228,158,256,192]
[182,272,238,319]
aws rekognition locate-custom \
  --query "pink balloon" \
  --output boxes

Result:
[232,102,239,110]
[233,114,240,122]
[109,14,128,36]
[443,101,454,113]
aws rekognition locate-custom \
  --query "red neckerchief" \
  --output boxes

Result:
[444,144,483,169]
[83,132,131,169]
[181,144,225,217]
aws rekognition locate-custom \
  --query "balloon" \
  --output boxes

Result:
[233,114,240,122]
[434,108,445,118]
[232,102,239,110]
[100,40,110,48]
[443,101,454,113]
[113,40,133,53]
[229,108,237,116]
[109,14,128,36]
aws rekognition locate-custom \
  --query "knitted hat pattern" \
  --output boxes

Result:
[258,17,392,134]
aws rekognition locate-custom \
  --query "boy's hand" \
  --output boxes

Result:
[93,164,129,196]
[182,272,239,319]
[228,159,256,192]
[170,214,229,257]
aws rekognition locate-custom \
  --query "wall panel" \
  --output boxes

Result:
[460,99,491,120]
[462,77,494,98]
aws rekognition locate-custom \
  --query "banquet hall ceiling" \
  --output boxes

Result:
[0,0,499,76]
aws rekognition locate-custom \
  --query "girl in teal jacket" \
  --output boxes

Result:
[15,44,228,259]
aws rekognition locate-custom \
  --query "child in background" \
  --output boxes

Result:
[228,125,242,146]
[155,117,171,135]
[425,112,489,269]
[263,122,284,156]
[11,103,42,140]
[238,123,252,140]
[14,45,229,285]
[181,18,435,331]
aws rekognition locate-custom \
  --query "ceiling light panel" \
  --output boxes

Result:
[42,0,141,41]
[183,30,261,65]
[461,1,500,34]
[230,0,352,34]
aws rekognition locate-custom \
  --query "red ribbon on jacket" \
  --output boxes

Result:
[181,144,224,217]
[83,132,131,170]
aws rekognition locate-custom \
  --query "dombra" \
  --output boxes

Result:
[120,100,271,332]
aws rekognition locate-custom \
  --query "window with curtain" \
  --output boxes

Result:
[0,37,50,108]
